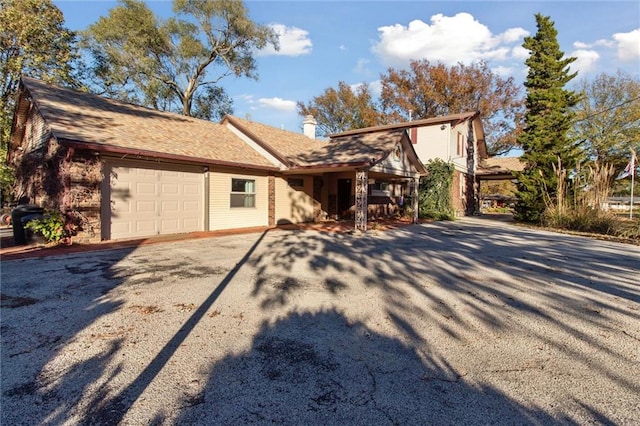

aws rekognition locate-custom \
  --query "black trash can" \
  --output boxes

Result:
[11,204,44,245]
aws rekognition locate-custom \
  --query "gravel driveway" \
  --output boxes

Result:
[1,217,639,425]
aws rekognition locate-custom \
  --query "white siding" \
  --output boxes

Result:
[209,171,269,230]
[274,176,314,224]
[413,125,449,163]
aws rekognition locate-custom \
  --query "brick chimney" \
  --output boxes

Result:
[303,115,317,139]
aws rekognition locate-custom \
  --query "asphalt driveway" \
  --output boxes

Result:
[1,217,639,425]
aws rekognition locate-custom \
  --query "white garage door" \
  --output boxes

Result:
[109,164,204,240]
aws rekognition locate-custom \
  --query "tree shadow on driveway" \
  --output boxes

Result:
[173,309,561,425]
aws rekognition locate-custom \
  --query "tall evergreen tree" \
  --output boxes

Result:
[514,14,579,222]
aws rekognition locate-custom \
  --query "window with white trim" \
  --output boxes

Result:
[230,178,256,208]
[457,132,467,157]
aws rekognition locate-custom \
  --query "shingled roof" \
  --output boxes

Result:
[477,156,524,177]
[18,76,277,170]
[16,77,427,175]
[293,130,414,169]
[328,111,488,160]
[225,116,425,172]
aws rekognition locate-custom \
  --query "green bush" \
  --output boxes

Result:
[24,210,65,244]
[419,159,454,221]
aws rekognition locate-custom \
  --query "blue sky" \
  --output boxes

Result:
[55,1,640,133]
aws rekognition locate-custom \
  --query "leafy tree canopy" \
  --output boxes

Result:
[81,0,278,120]
[571,71,640,170]
[381,60,523,156]
[298,60,523,155]
[297,81,385,136]
[0,0,77,204]
[1,0,77,143]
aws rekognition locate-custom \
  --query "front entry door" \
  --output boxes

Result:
[337,179,351,219]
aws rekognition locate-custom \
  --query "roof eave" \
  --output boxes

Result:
[58,138,281,172]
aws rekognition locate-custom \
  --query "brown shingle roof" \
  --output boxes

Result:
[226,116,424,171]
[21,77,276,169]
[293,130,406,168]
[477,156,524,176]
[328,111,479,137]
[223,115,323,166]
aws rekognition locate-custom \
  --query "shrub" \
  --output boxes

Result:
[542,206,619,235]
[24,210,65,244]
[419,159,454,220]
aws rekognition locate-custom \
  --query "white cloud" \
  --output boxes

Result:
[613,28,640,61]
[368,80,382,97]
[257,97,297,112]
[492,65,514,77]
[237,94,255,103]
[257,23,312,57]
[573,41,591,49]
[348,80,382,97]
[339,44,347,51]
[499,28,529,43]
[570,49,600,74]
[371,13,528,67]
[353,58,372,76]
[511,45,529,60]
[595,38,614,48]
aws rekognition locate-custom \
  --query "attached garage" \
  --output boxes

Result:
[103,162,205,240]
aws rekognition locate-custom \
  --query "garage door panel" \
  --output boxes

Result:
[159,218,180,233]
[183,183,200,195]
[161,183,179,195]
[110,165,204,240]
[183,200,199,212]
[161,200,180,212]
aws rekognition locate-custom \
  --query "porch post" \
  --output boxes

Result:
[412,177,419,224]
[355,168,368,232]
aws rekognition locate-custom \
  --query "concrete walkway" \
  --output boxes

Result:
[1,217,639,425]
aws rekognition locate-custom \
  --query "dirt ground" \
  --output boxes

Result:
[1,217,639,425]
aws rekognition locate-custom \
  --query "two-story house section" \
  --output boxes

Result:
[330,112,487,216]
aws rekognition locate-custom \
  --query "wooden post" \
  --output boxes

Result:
[412,177,419,224]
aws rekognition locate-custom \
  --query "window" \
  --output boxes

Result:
[230,178,255,208]
[287,177,304,188]
[457,132,467,157]
[369,181,391,196]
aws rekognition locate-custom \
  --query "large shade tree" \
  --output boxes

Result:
[571,71,640,169]
[296,81,385,136]
[514,13,579,223]
[298,60,522,155]
[82,0,278,120]
[0,0,77,203]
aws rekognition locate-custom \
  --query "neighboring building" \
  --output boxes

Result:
[8,77,426,243]
[476,156,524,210]
[602,196,640,212]
[330,112,488,216]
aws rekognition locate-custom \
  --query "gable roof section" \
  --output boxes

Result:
[18,76,277,170]
[222,115,324,167]
[329,111,488,160]
[293,129,428,175]
[224,115,426,174]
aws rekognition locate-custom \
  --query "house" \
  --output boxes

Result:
[8,77,426,243]
[329,112,487,216]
